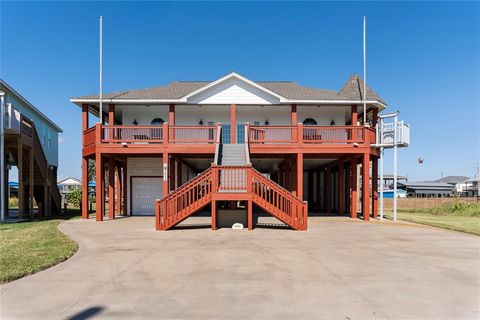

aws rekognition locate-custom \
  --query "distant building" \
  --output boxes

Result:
[58,177,81,194]
[398,182,454,198]
[433,176,471,196]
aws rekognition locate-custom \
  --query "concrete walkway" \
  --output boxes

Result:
[1,217,479,320]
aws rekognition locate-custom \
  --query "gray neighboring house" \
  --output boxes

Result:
[398,182,455,198]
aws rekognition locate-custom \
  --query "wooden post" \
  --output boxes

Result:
[29,149,34,218]
[362,153,370,221]
[316,169,321,212]
[291,104,297,125]
[162,152,169,197]
[351,105,358,141]
[350,159,357,219]
[18,140,24,218]
[82,104,89,148]
[108,158,115,219]
[108,104,115,125]
[169,104,175,142]
[162,122,169,146]
[81,157,89,219]
[372,157,378,219]
[95,152,103,221]
[339,162,345,215]
[211,200,217,230]
[116,164,121,214]
[247,199,253,231]
[297,123,303,145]
[230,104,237,144]
[297,153,303,200]
[123,163,128,215]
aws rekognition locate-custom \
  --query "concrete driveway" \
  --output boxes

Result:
[1,216,479,320]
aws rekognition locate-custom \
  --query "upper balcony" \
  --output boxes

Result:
[83,123,376,153]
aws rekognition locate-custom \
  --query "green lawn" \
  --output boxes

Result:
[0,210,80,283]
[386,201,480,236]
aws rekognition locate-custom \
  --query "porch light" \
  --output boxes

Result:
[133,119,138,125]
[199,119,204,125]
[265,119,269,125]
[330,119,335,126]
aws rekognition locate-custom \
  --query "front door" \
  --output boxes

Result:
[131,177,163,216]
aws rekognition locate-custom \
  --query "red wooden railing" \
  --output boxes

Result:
[251,168,307,230]
[249,126,297,144]
[83,126,96,147]
[155,165,307,231]
[169,126,217,144]
[302,126,364,144]
[249,125,370,145]
[101,125,163,143]
[156,168,213,230]
[214,165,248,192]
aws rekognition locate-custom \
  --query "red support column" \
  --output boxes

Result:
[230,104,237,144]
[95,152,104,221]
[362,153,371,221]
[297,153,303,200]
[108,158,115,219]
[162,152,169,197]
[115,164,121,214]
[169,104,175,126]
[169,157,175,192]
[326,167,332,213]
[291,104,297,125]
[339,162,345,215]
[315,169,321,212]
[372,157,378,219]
[350,159,357,219]
[123,163,128,215]
[351,105,358,140]
[81,157,89,219]
[108,104,115,125]
[176,161,182,188]
[247,200,253,231]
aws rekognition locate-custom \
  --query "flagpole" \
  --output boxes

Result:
[363,16,367,124]
[99,16,103,124]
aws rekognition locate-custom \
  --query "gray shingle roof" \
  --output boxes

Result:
[72,74,385,104]
[338,73,386,105]
[432,176,470,184]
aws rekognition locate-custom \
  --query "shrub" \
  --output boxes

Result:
[66,189,82,207]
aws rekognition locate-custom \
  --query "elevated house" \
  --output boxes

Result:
[1,79,62,218]
[70,72,408,230]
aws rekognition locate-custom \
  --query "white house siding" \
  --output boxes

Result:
[237,105,291,126]
[175,105,230,125]
[127,157,163,215]
[119,105,169,126]
[297,106,348,126]
[187,77,280,105]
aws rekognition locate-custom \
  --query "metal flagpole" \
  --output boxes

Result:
[99,16,103,124]
[0,92,5,222]
[363,16,367,124]
[393,113,398,221]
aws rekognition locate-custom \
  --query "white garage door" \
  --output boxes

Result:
[131,177,163,216]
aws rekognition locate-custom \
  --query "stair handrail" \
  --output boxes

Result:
[214,123,222,165]
[156,167,214,230]
[244,122,250,164]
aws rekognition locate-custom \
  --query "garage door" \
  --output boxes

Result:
[131,177,163,216]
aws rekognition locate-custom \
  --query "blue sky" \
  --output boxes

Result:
[2,1,479,181]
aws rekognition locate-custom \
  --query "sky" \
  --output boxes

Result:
[1,1,479,182]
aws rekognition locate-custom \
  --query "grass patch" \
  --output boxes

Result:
[387,201,480,236]
[0,209,80,283]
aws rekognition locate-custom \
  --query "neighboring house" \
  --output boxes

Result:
[462,177,479,197]
[71,72,409,230]
[58,177,82,194]
[1,79,62,219]
[433,176,470,196]
[398,182,455,198]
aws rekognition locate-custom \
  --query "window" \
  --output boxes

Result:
[303,118,317,126]
[253,121,260,126]
[47,138,51,149]
[151,118,164,125]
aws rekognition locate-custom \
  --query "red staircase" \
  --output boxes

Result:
[155,165,308,231]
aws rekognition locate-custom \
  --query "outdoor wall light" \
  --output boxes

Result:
[265,119,270,125]
[330,119,335,126]
[199,119,204,125]
[133,119,138,125]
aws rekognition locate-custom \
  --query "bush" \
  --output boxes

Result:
[66,189,82,207]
